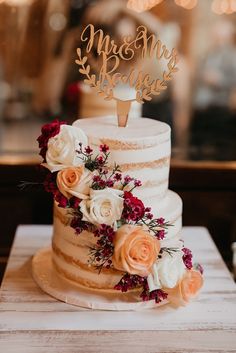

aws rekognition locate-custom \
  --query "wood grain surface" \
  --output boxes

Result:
[0,225,236,353]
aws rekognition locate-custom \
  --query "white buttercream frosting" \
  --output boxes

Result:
[73,116,170,146]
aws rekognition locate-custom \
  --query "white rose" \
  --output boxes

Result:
[43,125,88,172]
[80,188,124,226]
[147,249,186,291]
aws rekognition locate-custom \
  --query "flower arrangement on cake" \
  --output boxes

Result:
[36,119,203,307]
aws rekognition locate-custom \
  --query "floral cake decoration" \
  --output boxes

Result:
[36,119,203,306]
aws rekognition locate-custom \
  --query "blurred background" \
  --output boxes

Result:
[0,0,236,280]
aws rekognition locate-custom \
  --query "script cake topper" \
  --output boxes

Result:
[76,24,178,127]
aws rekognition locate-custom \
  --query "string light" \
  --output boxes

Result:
[127,0,164,13]
[174,0,198,10]
[211,0,236,14]
[0,0,34,5]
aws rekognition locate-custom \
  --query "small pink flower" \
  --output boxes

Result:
[182,248,193,270]
[156,229,165,240]
[93,175,101,182]
[114,173,122,181]
[97,156,104,165]
[55,192,68,208]
[124,175,132,184]
[146,213,153,220]
[134,179,142,187]
[99,144,109,153]
[106,179,114,187]
[85,146,93,154]
[157,217,165,225]
[98,180,106,188]
[70,197,81,209]
[145,207,151,212]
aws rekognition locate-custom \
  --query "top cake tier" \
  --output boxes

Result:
[73,116,171,203]
[73,116,170,149]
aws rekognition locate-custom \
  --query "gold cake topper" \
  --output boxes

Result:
[76,24,178,127]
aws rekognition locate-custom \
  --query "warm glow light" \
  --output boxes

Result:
[49,12,67,31]
[175,0,198,9]
[127,0,164,13]
[211,0,236,14]
[5,0,34,5]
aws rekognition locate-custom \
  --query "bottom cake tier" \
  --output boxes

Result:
[52,190,182,291]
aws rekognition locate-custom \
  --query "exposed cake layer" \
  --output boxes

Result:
[73,116,171,202]
[52,204,124,289]
[52,191,182,290]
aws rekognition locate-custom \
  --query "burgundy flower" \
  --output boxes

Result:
[70,213,91,235]
[54,191,68,208]
[182,247,193,270]
[43,172,68,208]
[70,197,81,209]
[98,181,106,188]
[114,275,168,304]
[99,144,109,153]
[96,224,115,239]
[90,225,115,270]
[93,175,101,183]
[43,172,57,194]
[106,179,114,187]
[71,217,84,235]
[195,263,204,275]
[85,146,93,155]
[122,191,145,222]
[114,273,146,292]
[146,213,154,220]
[140,284,168,303]
[145,207,151,212]
[155,229,165,240]
[97,156,104,165]
[114,173,122,181]
[65,82,79,104]
[134,179,142,187]
[124,175,133,184]
[157,217,165,225]
[37,119,66,161]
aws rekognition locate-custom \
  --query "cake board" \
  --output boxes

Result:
[32,247,168,311]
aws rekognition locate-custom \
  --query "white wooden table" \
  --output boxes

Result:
[0,225,236,353]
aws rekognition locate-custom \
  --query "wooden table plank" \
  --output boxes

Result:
[0,225,236,353]
[0,330,236,353]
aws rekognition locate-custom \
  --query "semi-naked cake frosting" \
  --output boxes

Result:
[52,116,183,291]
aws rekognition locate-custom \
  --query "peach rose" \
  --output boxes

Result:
[166,270,203,306]
[113,225,160,276]
[56,166,92,200]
